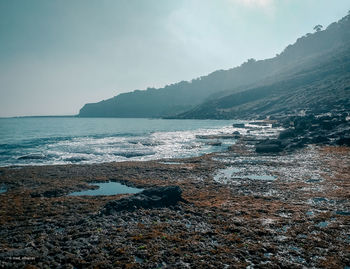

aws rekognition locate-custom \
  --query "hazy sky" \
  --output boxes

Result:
[1,0,349,117]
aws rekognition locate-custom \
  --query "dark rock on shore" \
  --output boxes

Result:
[205,141,222,146]
[278,129,297,139]
[196,134,240,140]
[255,139,284,153]
[256,144,282,153]
[255,111,349,154]
[102,186,184,214]
[336,136,350,146]
[233,123,245,128]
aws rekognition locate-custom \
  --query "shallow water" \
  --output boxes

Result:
[69,182,143,196]
[0,117,237,166]
[335,211,350,216]
[213,167,241,182]
[214,167,275,182]
[0,185,7,194]
[316,221,329,228]
[244,175,276,181]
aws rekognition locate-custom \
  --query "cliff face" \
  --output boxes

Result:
[79,13,350,118]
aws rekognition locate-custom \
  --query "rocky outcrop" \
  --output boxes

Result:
[102,186,184,214]
[255,112,349,153]
[255,140,284,153]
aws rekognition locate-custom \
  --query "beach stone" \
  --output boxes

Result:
[336,136,350,146]
[102,186,183,214]
[310,135,330,144]
[232,123,245,128]
[206,141,222,146]
[256,144,283,153]
[255,139,285,153]
[278,129,297,139]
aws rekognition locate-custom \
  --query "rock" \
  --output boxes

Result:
[284,141,305,151]
[196,134,239,140]
[278,129,298,139]
[255,140,284,153]
[256,144,283,153]
[205,141,222,146]
[102,186,184,214]
[336,136,350,146]
[310,135,330,144]
[319,120,337,130]
[248,121,270,127]
[232,131,241,138]
[232,123,245,128]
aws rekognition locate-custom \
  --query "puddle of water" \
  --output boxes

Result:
[306,211,314,216]
[69,182,143,196]
[214,167,275,182]
[245,175,276,181]
[335,211,350,216]
[55,227,65,234]
[0,185,7,194]
[214,167,240,182]
[289,246,302,253]
[312,197,328,203]
[316,221,329,228]
[275,225,289,233]
[292,256,306,264]
[306,178,323,183]
[264,253,272,258]
[135,256,144,264]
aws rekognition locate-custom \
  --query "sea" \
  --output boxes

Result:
[0,117,240,167]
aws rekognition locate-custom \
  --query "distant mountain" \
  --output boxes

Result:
[79,13,350,118]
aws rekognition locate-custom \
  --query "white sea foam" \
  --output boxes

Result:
[1,119,240,166]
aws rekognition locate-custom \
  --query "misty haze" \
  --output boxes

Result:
[0,1,349,268]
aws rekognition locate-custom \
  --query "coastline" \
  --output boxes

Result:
[0,126,349,268]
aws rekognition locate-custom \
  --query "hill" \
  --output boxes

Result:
[79,13,350,118]
[177,45,350,119]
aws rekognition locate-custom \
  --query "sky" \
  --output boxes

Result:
[0,0,349,117]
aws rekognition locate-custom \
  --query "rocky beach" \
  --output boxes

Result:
[0,114,349,268]
[1,3,350,268]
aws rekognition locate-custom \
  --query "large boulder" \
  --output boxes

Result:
[102,186,183,214]
[232,123,245,128]
[255,139,285,153]
[278,129,297,139]
[336,136,350,146]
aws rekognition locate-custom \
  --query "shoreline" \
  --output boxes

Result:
[0,121,349,267]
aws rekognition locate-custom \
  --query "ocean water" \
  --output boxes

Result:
[0,117,238,167]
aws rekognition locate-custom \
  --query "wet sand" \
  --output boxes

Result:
[0,138,349,268]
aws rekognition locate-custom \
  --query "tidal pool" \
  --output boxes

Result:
[0,186,7,194]
[214,167,276,182]
[316,221,329,228]
[244,175,276,181]
[69,181,143,196]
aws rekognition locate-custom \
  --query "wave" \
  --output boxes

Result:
[17,154,47,160]
[0,121,241,166]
